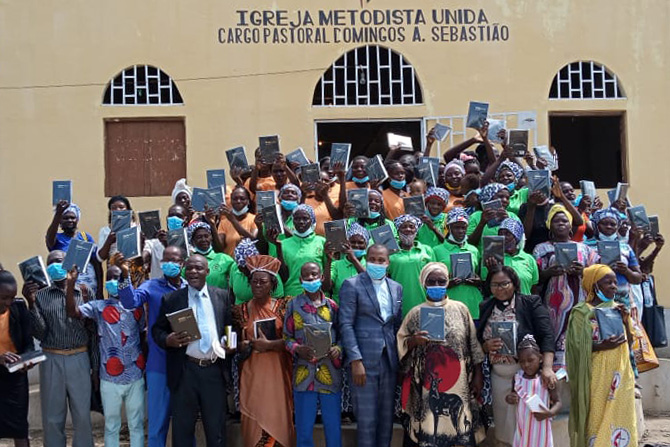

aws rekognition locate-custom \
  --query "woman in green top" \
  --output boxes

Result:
[388,214,435,316]
[278,183,301,233]
[433,208,483,319]
[344,189,398,238]
[188,221,235,289]
[481,217,539,295]
[417,186,449,247]
[467,182,521,251]
[230,238,285,304]
[495,160,528,216]
[323,222,368,303]
[269,204,325,297]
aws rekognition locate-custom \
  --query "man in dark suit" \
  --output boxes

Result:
[338,244,403,447]
[152,254,232,447]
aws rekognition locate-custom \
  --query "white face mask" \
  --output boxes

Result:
[599,232,619,242]
[447,232,466,246]
[232,205,249,216]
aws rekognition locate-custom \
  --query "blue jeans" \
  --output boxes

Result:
[146,372,171,447]
[100,378,145,447]
[294,391,342,447]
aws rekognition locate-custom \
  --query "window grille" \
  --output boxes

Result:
[549,61,624,100]
[312,45,423,107]
[103,65,183,105]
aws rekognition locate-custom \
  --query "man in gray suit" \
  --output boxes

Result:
[339,244,403,447]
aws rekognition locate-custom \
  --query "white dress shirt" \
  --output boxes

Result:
[371,277,392,321]
[185,285,219,359]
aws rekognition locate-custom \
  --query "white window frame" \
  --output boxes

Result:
[103,65,183,106]
[549,61,625,100]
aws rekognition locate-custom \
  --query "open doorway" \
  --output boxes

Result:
[549,112,627,188]
[315,120,422,161]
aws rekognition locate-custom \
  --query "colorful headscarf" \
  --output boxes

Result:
[495,160,524,181]
[582,264,615,304]
[447,207,469,225]
[425,187,450,205]
[393,214,423,232]
[171,178,192,203]
[234,238,259,268]
[63,203,81,219]
[187,221,211,242]
[346,222,370,244]
[246,255,281,277]
[292,203,316,224]
[500,217,524,244]
[280,183,302,201]
[444,160,466,175]
[479,183,506,203]
[591,208,621,226]
[546,204,574,229]
[419,262,450,287]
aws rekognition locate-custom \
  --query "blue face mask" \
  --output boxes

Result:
[427,211,445,221]
[294,226,315,238]
[194,245,212,255]
[505,183,516,192]
[167,216,184,231]
[232,205,249,216]
[572,194,582,207]
[426,286,447,302]
[595,288,613,302]
[389,179,406,189]
[367,262,388,280]
[160,261,182,278]
[353,249,366,259]
[301,279,322,293]
[46,262,67,282]
[599,232,619,242]
[353,176,370,184]
[281,200,298,211]
[369,211,381,219]
[105,280,119,297]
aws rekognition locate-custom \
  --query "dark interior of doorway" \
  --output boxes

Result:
[549,113,625,189]
[316,120,422,161]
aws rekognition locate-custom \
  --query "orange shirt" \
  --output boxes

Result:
[305,197,332,236]
[0,310,17,354]
[244,176,277,196]
[346,181,368,191]
[382,188,406,220]
[446,194,464,211]
[328,183,342,206]
[571,212,589,242]
[217,213,258,257]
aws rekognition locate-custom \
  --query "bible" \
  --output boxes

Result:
[167,308,201,343]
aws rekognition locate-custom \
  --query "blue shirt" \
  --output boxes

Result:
[118,276,185,373]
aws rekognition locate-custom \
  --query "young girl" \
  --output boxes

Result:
[506,335,561,447]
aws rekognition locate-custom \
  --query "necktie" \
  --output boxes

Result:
[198,292,211,353]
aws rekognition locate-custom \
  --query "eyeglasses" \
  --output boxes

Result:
[490,281,512,289]
[425,278,448,287]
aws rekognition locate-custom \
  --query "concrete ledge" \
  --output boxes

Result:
[638,358,670,414]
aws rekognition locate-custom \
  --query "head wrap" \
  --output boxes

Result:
[292,203,316,225]
[479,183,506,203]
[63,203,81,220]
[495,160,524,182]
[425,187,450,205]
[500,218,524,244]
[187,221,211,242]
[234,238,259,268]
[582,264,615,303]
[346,222,370,244]
[280,183,302,201]
[446,207,469,225]
[245,255,281,277]
[368,188,384,203]
[591,208,621,226]
[393,214,422,232]
[546,204,574,229]
[419,262,450,287]
[444,160,466,175]
[171,178,192,203]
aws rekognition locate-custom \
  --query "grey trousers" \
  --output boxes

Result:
[39,351,94,447]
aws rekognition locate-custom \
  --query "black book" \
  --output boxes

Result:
[256,190,277,211]
[432,123,451,142]
[416,162,437,187]
[483,236,505,264]
[304,323,332,359]
[419,157,441,176]
[258,135,280,163]
[329,143,351,169]
[254,318,278,340]
[365,155,388,184]
[595,307,624,341]
[111,210,132,234]
[508,129,529,157]
[466,101,489,129]
[554,242,578,268]
[649,215,660,238]
[627,205,650,230]
[324,220,348,252]
[482,198,503,226]
[490,321,517,356]
[206,169,227,190]
[18,256,51,288]
[52,180,72,206]
[403,195,426,217]
[580,180,597,200]
[420,307,445,341]
[527,169,551,198]
[5,350,47,373]
[226,146,249,171]
[167,308,201,343]
[301,162,322,184]
[450,252,473,280]
[597,240,621,266]
[62,239,95,273]
[116,226,141,260]
[261,205,284,233]
[138,210,161,239]
[192,187,225,212]
[369,224,400,253]
[347,189,370,219]
[167,228,188,253]
[533,145,558,171]
[286,148,310,167]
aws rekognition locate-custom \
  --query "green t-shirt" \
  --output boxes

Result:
[508,187,529,216]
[480,250,539,295]
[388,242,435,317]
[229,265,285,305]
[281,233,326,297]
[266,216,294,258]
[433,240,483,318]
[202,250,235,289]
[416,213,447,248]
[466,210,521,252]
[330,257,366,304]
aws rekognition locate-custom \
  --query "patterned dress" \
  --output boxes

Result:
[512,370,553,447]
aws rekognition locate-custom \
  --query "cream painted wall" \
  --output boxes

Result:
[1,0,668,301]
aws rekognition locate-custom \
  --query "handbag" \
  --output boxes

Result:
[631,319,659,373]
[641,276,668,348]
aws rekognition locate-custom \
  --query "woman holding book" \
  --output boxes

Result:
[344,189,398,238]
[233,255,295,447]
[466,183,521,252]
[416,187,449,247]
[217,185,258,257]
[397,262,485,447]
[230,238,285,304]
[566,264,637,447]
[381,161,408,220]
[303,166,346,236]
[477,266,556,447]
[323,222,368,303]
[533,205,598,370]
[443,160,466,211]
[494,160,528,216]
[187,221,235,289]
[345,155,370,190]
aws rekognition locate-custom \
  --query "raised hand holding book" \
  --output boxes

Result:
[138,210,161,239]
[111,210,132,234]
[466,101,489,130]
[18,256,51,288]
[226,146,249,171]
[258,135,280,163]
[52,180,72,206]
[62,239,95,273]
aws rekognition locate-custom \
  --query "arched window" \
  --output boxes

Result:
[103,65,183,105]
[549,61,624,100]
[312,45,423,107]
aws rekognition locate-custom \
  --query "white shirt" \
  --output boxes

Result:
[371,277,392,321]
[185,285,219,359]
[143,238,165,279]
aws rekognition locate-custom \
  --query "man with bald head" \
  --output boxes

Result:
[153,254,233,447]
[118,245,186,447]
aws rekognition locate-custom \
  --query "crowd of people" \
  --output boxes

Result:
[0,122,665,447]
